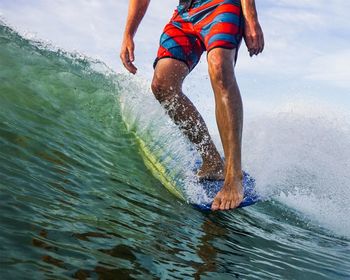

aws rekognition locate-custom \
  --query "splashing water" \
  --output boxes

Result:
[244,103,350,237]
[118,75,210,205]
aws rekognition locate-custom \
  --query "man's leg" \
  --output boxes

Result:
[151,58,224,179]
[207,48,244,210]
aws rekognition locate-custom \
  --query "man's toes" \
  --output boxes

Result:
[211,198,220,211]
[219,200,227,210]
[236,197,243,208]
[225,201,230,210]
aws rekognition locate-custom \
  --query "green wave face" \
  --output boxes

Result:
[1,23,350,280]
[0,22,187,195]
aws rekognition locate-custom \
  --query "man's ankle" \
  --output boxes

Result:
[225,170,243,181]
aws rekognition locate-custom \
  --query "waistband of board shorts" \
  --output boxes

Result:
[177,0,241,13]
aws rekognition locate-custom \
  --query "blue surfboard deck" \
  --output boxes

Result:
[192,164,260,211]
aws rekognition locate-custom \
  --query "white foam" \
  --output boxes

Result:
[244,101,350,238]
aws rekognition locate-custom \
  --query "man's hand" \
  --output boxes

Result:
[241,0,264,57]
[120,35,137,74]
[120,0,150,74]
[244,18,264,57]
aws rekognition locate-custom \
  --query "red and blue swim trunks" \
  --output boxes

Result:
[154,0,244,72]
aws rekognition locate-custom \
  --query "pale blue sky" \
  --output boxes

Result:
[1,0,349,121]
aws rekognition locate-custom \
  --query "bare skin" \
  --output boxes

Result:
[120,0,264,211]
[208,48,244,210]
[151,59,225,180]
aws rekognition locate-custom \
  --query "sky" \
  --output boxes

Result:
[0,0,349,126]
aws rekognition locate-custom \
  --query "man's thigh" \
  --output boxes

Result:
[153,19,204,72]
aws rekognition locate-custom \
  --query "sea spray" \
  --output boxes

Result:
[244,102,350,237]
[117,74,210,205]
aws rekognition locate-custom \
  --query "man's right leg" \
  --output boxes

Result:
[151,58,224,180]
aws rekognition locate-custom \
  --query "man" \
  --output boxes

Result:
[120,0,264,211]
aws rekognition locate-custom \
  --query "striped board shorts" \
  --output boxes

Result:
[154,0,244,72]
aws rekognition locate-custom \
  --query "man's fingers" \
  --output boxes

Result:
[127,47,137,73]
[257,33,264,54]
[120,48,127,62]
[120,47,137,74]
[260,34,265,53]
[255,34,263,54]
[246,32,264,56]
[245,36,253,56]
[124,61,137,74]
[253,36,260,55]
[128,46,135,62]
[247,35,259,56]
[120,48,130,65]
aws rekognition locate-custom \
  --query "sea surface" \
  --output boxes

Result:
[1,23,350,279]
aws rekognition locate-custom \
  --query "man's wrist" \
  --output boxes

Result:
[225,170,243,181]
[244,17,261,33]
[123,32,134,40]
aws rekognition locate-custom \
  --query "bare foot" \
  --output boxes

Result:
[197,160,224,181]
[211,174,243,211]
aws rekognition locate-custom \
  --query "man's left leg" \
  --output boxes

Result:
[207,48,244,211]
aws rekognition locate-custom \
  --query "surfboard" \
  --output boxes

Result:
[136,134,261,211]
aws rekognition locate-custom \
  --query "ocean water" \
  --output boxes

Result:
[1,23,350,279]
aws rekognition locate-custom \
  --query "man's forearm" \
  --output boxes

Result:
[241,0,258,22]
[124,0,150,38]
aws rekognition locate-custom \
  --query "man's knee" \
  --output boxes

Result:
[208,49,236,90]
[151,77,178,103]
